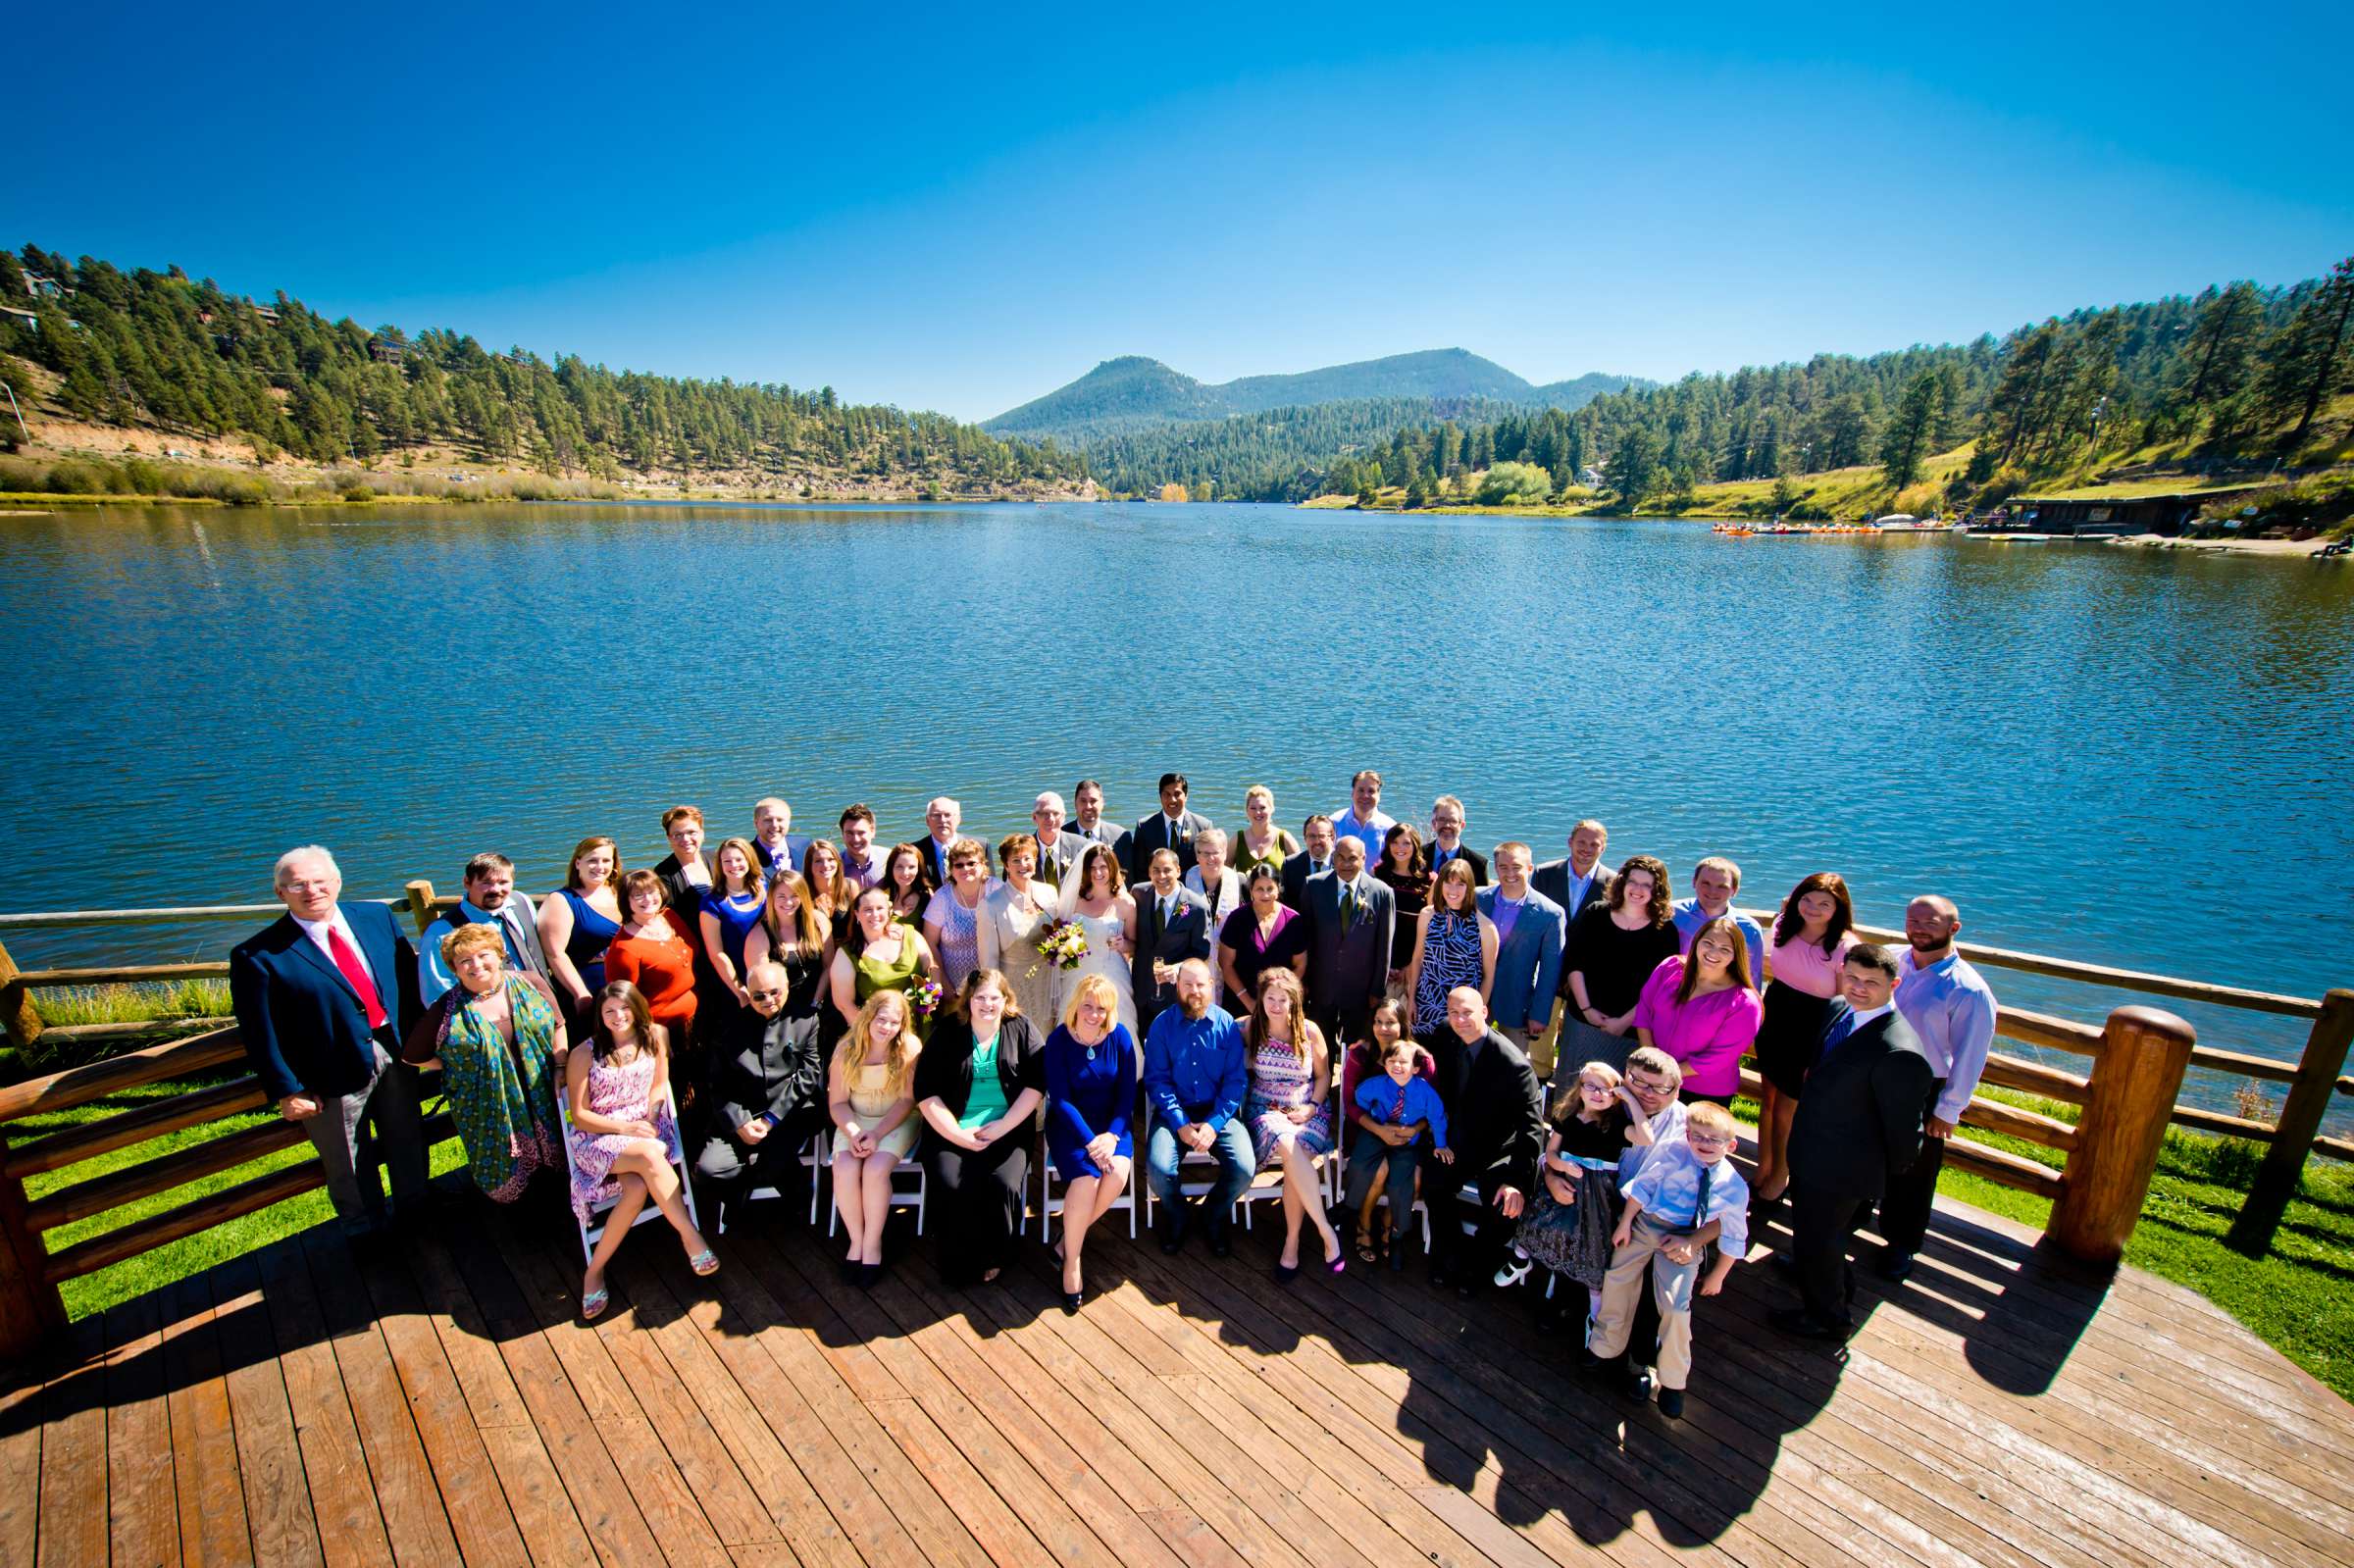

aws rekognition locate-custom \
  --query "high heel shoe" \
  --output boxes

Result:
[1275,1258,1301,1284]
[1061,1287,1084,1315]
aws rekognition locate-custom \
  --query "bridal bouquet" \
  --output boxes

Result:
[908,977,944,1020]
[1036,918,1090,971]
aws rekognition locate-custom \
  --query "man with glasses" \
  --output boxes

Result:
[1771,942,1932,1340]
[697,959,827,1233]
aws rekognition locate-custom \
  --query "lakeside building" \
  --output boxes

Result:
[1989,487,2260,537]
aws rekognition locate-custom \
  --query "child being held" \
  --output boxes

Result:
[1496,1060,1653,1329]
[1343,1039,1454,1271]
[1584,1099,1750,1419]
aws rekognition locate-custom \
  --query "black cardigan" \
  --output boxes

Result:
[911,1013,1046,1120]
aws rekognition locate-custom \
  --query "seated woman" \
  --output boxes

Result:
[1632,915,1764,1107]
[538,835,623,1030]
[604,868,700,1062]
[401,923,565,1203]
[828,885,938,1041]
[829,988,922,1286]
[1216,864,1307,1021]
[1042,974,1136,1311]
[1244,968,1344,1278]
[914,968,1046,1288]
[567,981,715,1320]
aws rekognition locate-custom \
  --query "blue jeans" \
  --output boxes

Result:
[1147,1115,1254,1216]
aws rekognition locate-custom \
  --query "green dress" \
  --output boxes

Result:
[1231,829,1299,884]
[436,977,564,1202]
[853,930,931,1039]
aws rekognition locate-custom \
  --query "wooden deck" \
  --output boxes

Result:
[5,1176,2350,1568]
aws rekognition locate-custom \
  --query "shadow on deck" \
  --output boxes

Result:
[5,1173,2351,1568]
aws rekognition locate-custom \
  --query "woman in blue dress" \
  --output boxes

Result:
[1042,972,1136,1313]
[538,835,625,1030]
[699,837,767,1020]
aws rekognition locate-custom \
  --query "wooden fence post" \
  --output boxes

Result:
[2050,1005,2195,1266]
[404,880,438,938]
[2226,987,2354,1256]
[0,937,43,1051]
[0,1126,67,1362]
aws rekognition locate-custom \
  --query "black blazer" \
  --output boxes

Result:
[1436,1027,1543,1192]
[1788,1004,1934,1200]
[913,837,956,895]
[652,852,712,920]
[1132,885,1212,1023]
[1428,844,1488,887]
[230,902,421,1101]
[1304,872,1395,1017]
[713,1005,826,1137]
[911,1013,1046,1126]
[1126,810,1213,882]
[1280,849,1333,911]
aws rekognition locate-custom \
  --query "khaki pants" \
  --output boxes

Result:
[1587,1212,1704,1391]
[1531,997,1563,1085]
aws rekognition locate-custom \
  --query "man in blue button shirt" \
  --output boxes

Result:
[1880,895,1998,1281]
[1142,959,1252,1257]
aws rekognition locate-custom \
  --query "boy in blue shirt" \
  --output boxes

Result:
[1343,1039,1455,1272]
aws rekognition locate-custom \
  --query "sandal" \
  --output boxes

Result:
[1355,1228,1380,1265]
[581,1287,609,1322]
[690,1249,720,1277]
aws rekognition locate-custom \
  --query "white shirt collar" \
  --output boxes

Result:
[1848,1001,1895,1029]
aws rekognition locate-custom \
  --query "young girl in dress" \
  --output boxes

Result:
[1497,1059,1652,1333]
[829,988,922,1286]
[567,981,715,1322]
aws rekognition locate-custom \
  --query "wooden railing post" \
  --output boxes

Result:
[2226,987,2354,1256]
[0,936,44,1050]
[2050,1005,2195,1265]
[404,880,438,938]
[0,1125,68,1361]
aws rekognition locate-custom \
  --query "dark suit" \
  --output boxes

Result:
[914,835,959,895]
[1280,850,1333,911]
[752,835,811,885]
[1532,860,1613,1001]
[1132,886,1213,1034]
[695,1002,826,1223]
[652,851,713,918]
[1787,1004,1934,1326]
[1028,829,1088,889]
[1303,871,1395,1044]
[1430,1027,1544,1282]
[1426,843,1488,887]
[230,901,430,1226]
[1126,810,1213,882]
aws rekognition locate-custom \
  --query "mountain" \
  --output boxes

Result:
[986,348,1643,442]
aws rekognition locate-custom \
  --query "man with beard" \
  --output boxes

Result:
[1879,896,1997,1282]
[420,852,548,1003]
[1141,959,1252,1257]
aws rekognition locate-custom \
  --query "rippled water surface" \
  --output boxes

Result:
[4,501,2350,1105]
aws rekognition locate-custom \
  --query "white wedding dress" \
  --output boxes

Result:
[1053,891,1139,1040]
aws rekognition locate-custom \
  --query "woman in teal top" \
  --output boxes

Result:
[914,968,1045,1287]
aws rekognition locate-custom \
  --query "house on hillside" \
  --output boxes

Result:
[369,335,406,365]
[1579,464,1606,488]
[250,303,281,325]
[22,274,70,300]
[0,305,38,331]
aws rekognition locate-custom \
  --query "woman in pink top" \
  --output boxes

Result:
[1631,917,1762,1105]
[1751,873,1858,1200]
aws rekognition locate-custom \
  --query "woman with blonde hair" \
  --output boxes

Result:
[1041,973,1138,1311]
[829,987,922,1285]
[538,835,623,1027]
[742,869,830,1037]
[1230,784,1299,882]
[1243,968,1343,1279]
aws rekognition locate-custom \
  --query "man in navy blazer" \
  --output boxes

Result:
[230,845,431,1237]
[1132,850,1213,1034]
[1475,842,1564,1050]
[1303,837,1395,1045]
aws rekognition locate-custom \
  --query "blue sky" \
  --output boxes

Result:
[16,2,2352,422]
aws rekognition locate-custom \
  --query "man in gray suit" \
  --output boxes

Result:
[1125,772,1213,881]
[1070,780,1119,845]
[1532,819,1612,924]
[1133,849,1213,1034]
[1304,837,1394,1045]
[1027,790,1088,890]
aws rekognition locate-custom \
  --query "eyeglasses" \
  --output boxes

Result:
[748,988,785,1001]
[1688,1134,1736,1149]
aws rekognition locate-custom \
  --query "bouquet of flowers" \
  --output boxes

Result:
[1036,917,1090,971]
[908,977,944,1020]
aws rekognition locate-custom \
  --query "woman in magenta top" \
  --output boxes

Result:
[1631,915,1762,1105]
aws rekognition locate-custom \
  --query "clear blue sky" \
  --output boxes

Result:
[16,2,2351,423]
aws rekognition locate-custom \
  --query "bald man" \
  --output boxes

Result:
[1878,895,1998,1281]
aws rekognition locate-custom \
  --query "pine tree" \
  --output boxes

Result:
[2175,281,2264,409]
[1879,371,1939,488]
[2254,256,2354,446]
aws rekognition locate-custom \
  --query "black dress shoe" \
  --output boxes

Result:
[1388,1245,1407,1274]
[1206,1220,1232,1259]
[1061,1290,1083,1315]
[1657,1387,1685,1420]
[1275,1259,1300,1284]
[1456,1278,1479,1300]
[1159,1218,1188,1255]
[1874,1250,1917,1283]
[1577,1346,1611,1376]
[1622,1365,1655,1403]
[1768,1306,1850,1340]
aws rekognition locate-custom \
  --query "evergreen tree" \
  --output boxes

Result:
[1609,428,1660,503]
[2254,256,2354,445]
[2175,281,2264,409]
[1879,371,1939,488]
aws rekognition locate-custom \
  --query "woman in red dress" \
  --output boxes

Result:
[604,868,699,1059]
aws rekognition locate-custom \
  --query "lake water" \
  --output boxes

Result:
[4,501,2351,1119]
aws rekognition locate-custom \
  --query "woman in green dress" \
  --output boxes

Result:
[1231,784,1301,883]
[401,923,566,1202]
[827,883,939,1042]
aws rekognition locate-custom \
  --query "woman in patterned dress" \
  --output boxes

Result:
[1243,968,1344,1278]
[1405,857,1498,1037]
[922,836,999,996]
[566,981,715,1320]
[400,923,564,1203]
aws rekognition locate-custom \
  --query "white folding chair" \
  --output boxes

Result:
[825,1146,927,1237]
[1334,1116,1432,1255]
[558,1089,700,1266]
[1143,1142,1247,1231]
[716,1131,829,1236]
[1036,1147,1137,1241]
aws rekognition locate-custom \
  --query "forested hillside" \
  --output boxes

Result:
[1315,261,2354,509]
[0,245,1087,490]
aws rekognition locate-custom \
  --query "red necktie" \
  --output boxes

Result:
[327,924,388,1030]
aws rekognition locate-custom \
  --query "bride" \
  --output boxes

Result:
[1055,843,1140,1045]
